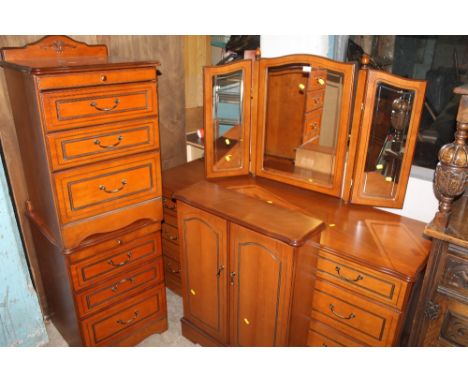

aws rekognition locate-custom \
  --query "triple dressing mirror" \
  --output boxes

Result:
[203,54,426,208]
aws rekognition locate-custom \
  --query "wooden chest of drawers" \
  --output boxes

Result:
[1,36,167,346]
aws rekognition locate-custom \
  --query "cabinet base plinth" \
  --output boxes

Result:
[181,318,225,347]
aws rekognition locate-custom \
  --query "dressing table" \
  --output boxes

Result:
[164,53,431,346]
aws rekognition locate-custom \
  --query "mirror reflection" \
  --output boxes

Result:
[263,64,344,187]
[362,83,414,198]
[212,69,244,170]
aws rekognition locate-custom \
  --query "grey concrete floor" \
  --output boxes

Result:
[44,288,197,347]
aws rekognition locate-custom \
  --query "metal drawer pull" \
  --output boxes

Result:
[167,265,180,274]
[329,304,356,320]
[116,310,139,325]
[99,179,127,193]
[216,265,224,278]
[107,252,132,267]
[90,98,120,111]
[111,277,135,292]
[94,135,123,149]
[335,266,364,283]
[230,271,236,286]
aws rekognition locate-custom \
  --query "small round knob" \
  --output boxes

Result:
[100,74,107,82]
[317,78,325,86]
[298,83,306,92]
[243,318,250,325]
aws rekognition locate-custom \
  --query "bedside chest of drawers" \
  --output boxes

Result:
[1,36,167,346]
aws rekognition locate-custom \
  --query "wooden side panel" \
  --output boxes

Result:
[230,223,294,346]
[178,202,228,344]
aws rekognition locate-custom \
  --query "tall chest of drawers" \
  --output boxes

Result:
[1,36,167,346]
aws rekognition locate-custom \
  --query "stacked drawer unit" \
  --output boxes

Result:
[1,36,167,346]
[302,68,326,144]
[161,193,182,295]
[308,250,411,346]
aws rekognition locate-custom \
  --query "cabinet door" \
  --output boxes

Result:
[204,60,252,178]
[350,69,426,208]
[229,224,294,346]
[177,202,228,343]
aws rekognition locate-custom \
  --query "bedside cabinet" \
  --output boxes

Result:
[1,36,167,346]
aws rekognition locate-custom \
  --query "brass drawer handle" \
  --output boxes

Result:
[99,179,127,193]
[167,265,180,274]
[329,303,356,320]
[116,310,139,325]
[230,271,236,286]
[107,252,132,267]
[335,266,364,283]
[90,98,120,111]
[94,135,123,149]
[111,277,135,292]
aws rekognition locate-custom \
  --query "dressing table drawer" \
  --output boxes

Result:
[303,109,322,143]
[80,285,166,346]
[164,213,178,228]
[316,251,406,309]
[307,320,365,347]
[162,237,180,261]
[75,258,164,317]
[69,232,161,291]
[308,69,327,90]
[47,119,159,171]
[41,82,157,131]
[54,152,161,223]
[310,280,400,346]
[305,90,325,112]
[163,255,182,294]
[162,223,178,244]
[163,196,177,214]
[37,67,156,90]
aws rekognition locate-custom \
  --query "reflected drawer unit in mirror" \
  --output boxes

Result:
[0,36,167,346]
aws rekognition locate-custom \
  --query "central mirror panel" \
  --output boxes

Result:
[256,55,355,196]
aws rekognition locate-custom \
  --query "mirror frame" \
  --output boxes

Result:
[253,54,356,197]
[348,69,426,208]
[204,59,252,179]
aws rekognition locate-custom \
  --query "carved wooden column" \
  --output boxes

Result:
[433,84,468,228]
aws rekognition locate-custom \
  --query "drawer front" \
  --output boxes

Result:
[308,320,365,347]
[308,69,327,91]
[162,237,180,261]
[303,109,322,143]
[162,196,177,214]
[305,90,325,112]
[69,232,161,291]
[47,118,159,170]
[164,213,178,228]
[316,251,405,309]
[37,67,156,90]
[163,255,181,278]
[81,285,166,346]
[41,82,157,131]
[310,280,400,346]
[75,258,164,317]
[55,152,161,223]
[162,223,178,244]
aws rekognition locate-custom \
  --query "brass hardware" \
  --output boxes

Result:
[99,179,127,193]
[317,78,325,86]
[100,74,107,82]
[376,164,384,170]
[167,265,180,274]
[116,239,123,245]
[385,176,393,182]
[328,223,336,227]
[225,138,231,145]
[298,83,306,92]
[225,154,233,162]
[329,303,356,320]
[243,318,250,325]
[168,235,178,241]
[190,289,196,296]
[335,266,363,283]
[107,252,132,267]
[216,265,225,278]
[116,310,139,325]
[230,271,236,286]
[111,277,135,292]
[266,200,273,204]
[94,135,123,149]
[313,97,320,104]
[90,98,120,111]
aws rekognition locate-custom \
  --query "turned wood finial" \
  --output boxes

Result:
[361,54,370,69]
[433,85,468,228]
[255,48,261,60]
